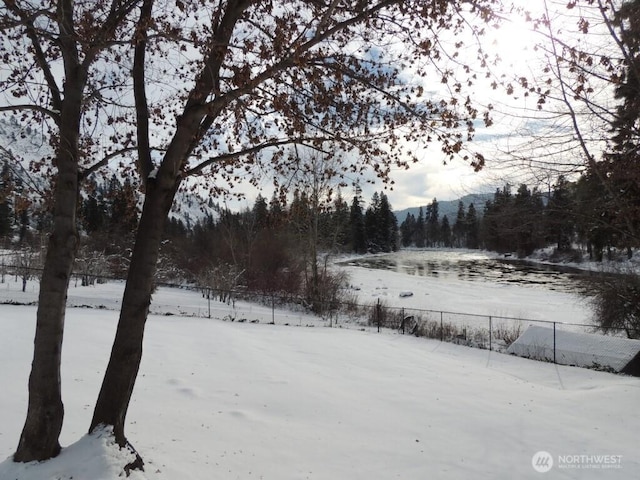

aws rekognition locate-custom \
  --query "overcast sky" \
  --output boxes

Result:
[221,0,590,212]
[357,0,611,211]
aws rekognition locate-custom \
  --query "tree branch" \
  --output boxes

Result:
[79,146,141,180]
[132,0,155,186]
[0,104,60,122]
[3,0,63,112]
[184,138,316,177]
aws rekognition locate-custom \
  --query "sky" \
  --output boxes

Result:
[368,1,579,210]
[344,0,618,211]
[219,0,597,212]
[0,0,613,214]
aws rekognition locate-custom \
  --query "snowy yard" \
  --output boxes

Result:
[0,259,638,479]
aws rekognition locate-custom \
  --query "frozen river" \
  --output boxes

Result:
[339,249,589,293]
[335,248,594,328]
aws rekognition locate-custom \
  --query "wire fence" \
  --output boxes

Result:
[365,299,635,354]
[155,281,639,361]
[2,263,639,369]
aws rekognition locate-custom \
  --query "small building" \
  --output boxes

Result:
[507,325,640,376]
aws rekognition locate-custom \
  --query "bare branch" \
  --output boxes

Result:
[0,104,60,122]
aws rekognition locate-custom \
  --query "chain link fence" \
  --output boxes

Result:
[1,262,638,368]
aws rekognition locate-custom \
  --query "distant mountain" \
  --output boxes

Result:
[394,193,493,223]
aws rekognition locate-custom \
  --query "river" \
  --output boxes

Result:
[338,249,591,294]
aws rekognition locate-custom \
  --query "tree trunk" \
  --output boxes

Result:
[90,174,178,461]
[14,138,79,463]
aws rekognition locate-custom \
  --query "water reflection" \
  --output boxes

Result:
[340,250,589,293]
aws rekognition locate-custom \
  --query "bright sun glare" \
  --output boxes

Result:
[489,13,544,69]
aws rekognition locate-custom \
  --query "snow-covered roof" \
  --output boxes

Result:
[507,325,640,375]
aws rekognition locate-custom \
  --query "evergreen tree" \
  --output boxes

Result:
[465,203,480,249]
[364,192,380,251]
[268,193,286,229]
[377,192,398,252]
[545,176,574,251]
[440,215,452,248]
[452,200,465,247]
[18,207,29,245]
[349,190,366,253]
[0,201,11,240]
[414,206,426,248]
[0,162,13,240]
[108,176,138,237]
[400,212,416,247]
[252,194,269,230]
[513,184,544,257]
[81,196,106,234]
[574,174,614,261]
[594,0,640,254]
[289,190,310,236]
[426,198,439,247]
[362,192,398,252]
[481,185,515,253]
[329,192,350,249]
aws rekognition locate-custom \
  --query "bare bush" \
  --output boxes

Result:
[367,300,405,330]
[413,318,467,343]
[74,248,111,286]
[197,263,245,304]
[585,269,640,339]
[493,322,523,347]
[15,249,42,292]
[304,268,349,315]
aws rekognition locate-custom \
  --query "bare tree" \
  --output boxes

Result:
[86,0,505,467]
[14,249,42,292]
[74,247,111,286]
[501,0,639,242]
[1,0,141,462]
[2,0,511,471]
[287,147,346,312]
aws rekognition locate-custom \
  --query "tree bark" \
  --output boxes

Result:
[14,110,80,463]
[90,172,179,454]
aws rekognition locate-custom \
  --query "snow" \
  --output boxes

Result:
[337,250,591,326]
[0,426,147,480]
[1,253,639,479]
[507,325,640,372]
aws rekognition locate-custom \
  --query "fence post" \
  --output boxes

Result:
[377,298,381,333]
[440,311,443,342]
[401,308,405,334]
[207,288,211,319]
[489,315,492,351]
[272,295,275,324]
[553,322,556,364]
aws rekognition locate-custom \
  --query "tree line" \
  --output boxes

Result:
[1,166,399,294]
[3,165,636,276]
[399,198,480,250]
[398,174,639,262]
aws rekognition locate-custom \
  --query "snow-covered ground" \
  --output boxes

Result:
[1,254,638,479]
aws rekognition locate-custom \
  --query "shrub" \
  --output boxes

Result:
[493,322,523,347]
[367,299,404,329]
[585,268,640,339]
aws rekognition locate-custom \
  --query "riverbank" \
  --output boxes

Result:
[526,245,640,274]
